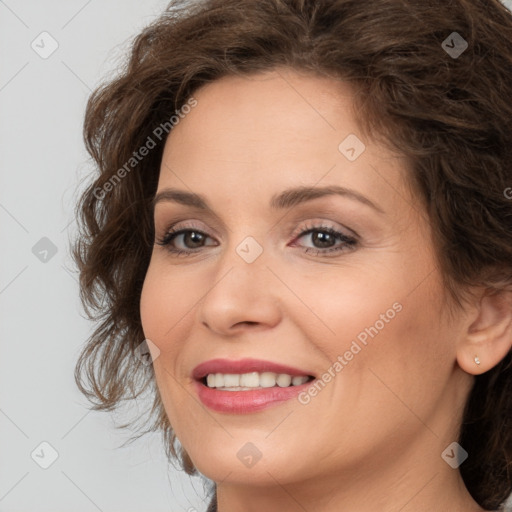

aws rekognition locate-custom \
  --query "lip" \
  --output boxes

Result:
[192,358,316,414]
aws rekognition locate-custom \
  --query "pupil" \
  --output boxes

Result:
[313,231,334,248]
[186,231,204,248]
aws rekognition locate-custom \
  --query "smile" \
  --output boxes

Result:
[192,358,316,413]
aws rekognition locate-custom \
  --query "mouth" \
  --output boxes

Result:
[192,358,317,413]
[192,357,316,389]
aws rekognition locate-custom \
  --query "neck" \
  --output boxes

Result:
[214,434,487,512]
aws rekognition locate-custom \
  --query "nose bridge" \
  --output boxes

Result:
[216,214,269,277]
[212,231,269,300]
[197,230,282,333]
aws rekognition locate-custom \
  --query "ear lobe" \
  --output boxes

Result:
[456,289,512,375]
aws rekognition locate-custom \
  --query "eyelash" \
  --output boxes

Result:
[155,221,358,258]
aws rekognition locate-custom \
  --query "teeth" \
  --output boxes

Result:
[223,374,240,387]
[260,372,276,388]
[292,375,307,386]
[276,374,292,387]
[240,372,260,387]
[204,372,311,389]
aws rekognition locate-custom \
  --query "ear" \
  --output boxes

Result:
[456,288,512,375]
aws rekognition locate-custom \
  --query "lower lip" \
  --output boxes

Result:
[194,379,315,413]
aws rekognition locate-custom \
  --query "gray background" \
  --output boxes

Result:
[1,1,511,511]
[0,1,210,511]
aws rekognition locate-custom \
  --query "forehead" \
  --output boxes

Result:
[157,69,414,219]
[163,69,359,162]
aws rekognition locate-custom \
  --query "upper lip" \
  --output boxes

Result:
[192,358,315,380]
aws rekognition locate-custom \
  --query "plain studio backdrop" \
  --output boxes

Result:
[1,1,511,511]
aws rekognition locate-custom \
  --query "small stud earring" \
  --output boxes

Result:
[474,356,481,366]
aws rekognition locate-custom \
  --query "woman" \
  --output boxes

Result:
[73,0,512,510]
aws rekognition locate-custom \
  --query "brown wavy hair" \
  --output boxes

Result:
[73,0,512,509]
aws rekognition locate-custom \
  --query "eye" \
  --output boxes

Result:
[155,221,358,257]
[155,225,217,256]
[291,222,358,256]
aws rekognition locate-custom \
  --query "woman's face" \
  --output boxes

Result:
[140,69,473,490]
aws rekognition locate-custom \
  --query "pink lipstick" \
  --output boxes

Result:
[192,358,316,413]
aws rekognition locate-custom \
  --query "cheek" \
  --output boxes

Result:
[335,275,453,413]
[283,264,405,355]
[298,278,454,462]
[140,258,194,344]
[297,257,451,395]
[139,262,189,424]
[140,267,166,344]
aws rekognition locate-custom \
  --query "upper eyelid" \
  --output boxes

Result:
[153,201,367,237]
[159,219,348,235]
[157,218,222,238]
[153,209,232,236]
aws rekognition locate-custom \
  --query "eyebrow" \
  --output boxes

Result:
[152,185,384,214]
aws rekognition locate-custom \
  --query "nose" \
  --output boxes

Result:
[197,240,282,336]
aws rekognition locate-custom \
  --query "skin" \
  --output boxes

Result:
[140,68,511,512]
